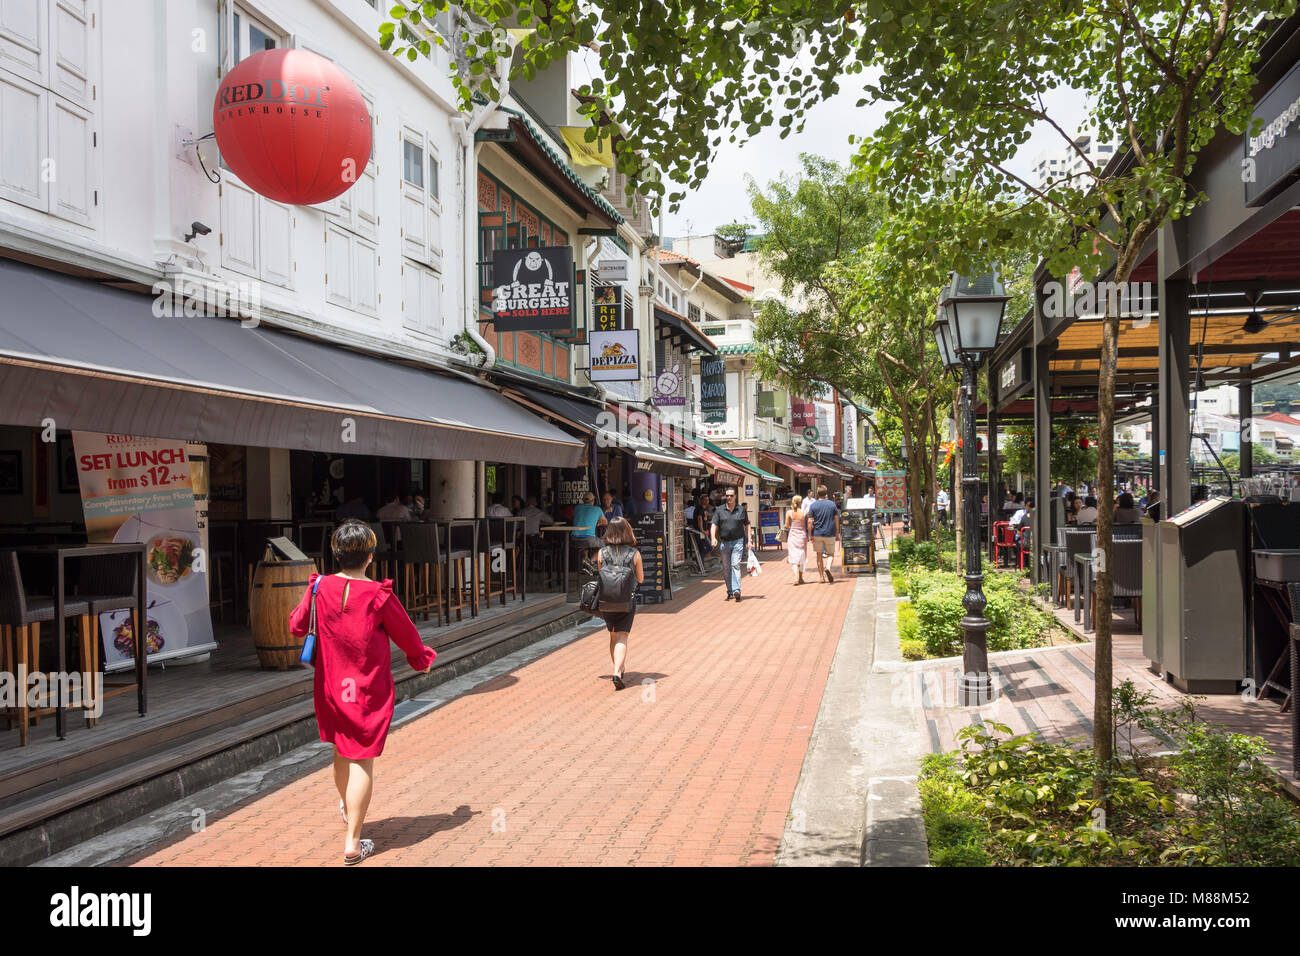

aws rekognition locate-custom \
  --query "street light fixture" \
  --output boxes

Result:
[938,268,1009,707]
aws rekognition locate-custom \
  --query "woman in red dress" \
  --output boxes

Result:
[289,519,436,865]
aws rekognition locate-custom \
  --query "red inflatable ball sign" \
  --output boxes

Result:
[213,49,372,206]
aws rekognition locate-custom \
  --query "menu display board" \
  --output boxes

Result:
[632,511,670,603]
[840,507,875,574]
[759,508,781,547]
[875,471,908,514]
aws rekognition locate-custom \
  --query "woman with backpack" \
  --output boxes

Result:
[594,516,644,690]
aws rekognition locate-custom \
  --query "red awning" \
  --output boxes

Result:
[764,451,831,477]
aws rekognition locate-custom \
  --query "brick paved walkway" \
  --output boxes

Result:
[124,554,858,866]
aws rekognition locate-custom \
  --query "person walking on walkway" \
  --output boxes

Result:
[595,517,644,690]
[805,485,840,583]
[710,486,750,601]
[785,494,810,585]
[289,519,436,866]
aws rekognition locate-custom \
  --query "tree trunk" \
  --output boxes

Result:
[1093,302,1119,797]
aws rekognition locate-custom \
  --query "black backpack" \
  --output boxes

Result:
[595,545,638,613]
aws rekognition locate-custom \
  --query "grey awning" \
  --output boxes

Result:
[0,258,583,467]
[505,384,704,478]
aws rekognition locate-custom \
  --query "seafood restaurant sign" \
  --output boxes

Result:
[72,433,216,671]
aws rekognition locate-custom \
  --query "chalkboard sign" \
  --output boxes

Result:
[632,511,671,603]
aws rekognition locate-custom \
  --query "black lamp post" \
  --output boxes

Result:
[935,270,1009,706]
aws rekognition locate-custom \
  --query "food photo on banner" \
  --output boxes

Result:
[490,245,575,331]
[72,433,217,670]
[588,329,640,382]
[875,470,909,514]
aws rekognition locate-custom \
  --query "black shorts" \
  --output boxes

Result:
[603,606,636,633]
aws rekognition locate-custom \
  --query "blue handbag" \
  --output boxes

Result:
[299,576,322,665]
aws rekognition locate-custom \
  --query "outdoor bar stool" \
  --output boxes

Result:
[396,523,443,625]
[444,520,478,621]
[0,552,93,744]
[296,520,335,574]
[475,518,504,608]
[366,521,398,583]
[484,517,525,605]
[207,520,239,624]
[73,550,147,726]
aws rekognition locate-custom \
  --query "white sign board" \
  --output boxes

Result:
[596,259,628,281]
[589,329,640,382]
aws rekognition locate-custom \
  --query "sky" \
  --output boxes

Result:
[656,78,1092,240]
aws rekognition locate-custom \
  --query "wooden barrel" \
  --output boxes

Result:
[250,559,316,670]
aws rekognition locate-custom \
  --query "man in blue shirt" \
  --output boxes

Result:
[805,485,840,583]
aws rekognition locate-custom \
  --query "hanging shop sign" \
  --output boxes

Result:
[1246,59,1300,206]
[594,284,622,332]
[72,433,217,671]
[213,49,372,206]
[843,404,858,457]
[700,356,728,423]
[588,329,640,382]
[875,470,908,515]
[814,400,837,451]
[757,390,787,419]
[791,398,816,430]
[595,259,628,281]
[996,347,1033,407]
[490,245,575,331]
[653,361,686,406]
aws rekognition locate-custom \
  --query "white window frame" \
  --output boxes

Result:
[0,0,99,228]
[399,122,443,269]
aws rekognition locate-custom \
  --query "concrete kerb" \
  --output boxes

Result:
[775,552,930,867]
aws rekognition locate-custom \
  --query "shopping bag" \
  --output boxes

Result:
[746,550,762,576]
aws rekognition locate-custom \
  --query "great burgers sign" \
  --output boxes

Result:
[490,246,575,332]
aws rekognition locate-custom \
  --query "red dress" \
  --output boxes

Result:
[288,573,437,759]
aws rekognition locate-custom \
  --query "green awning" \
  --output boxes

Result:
[696,437,781,485]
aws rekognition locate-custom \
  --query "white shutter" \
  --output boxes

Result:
[401,261,419,329]
[325,223,351,307]
[48,93,89,223]
[352,236,377,313]
[217,0,234,75]
[354,161,377,237]
[0,69,44,209]
[220,179,259,277]
[51,0,89,106]
[0,0,43,83]
[259,197,292,288]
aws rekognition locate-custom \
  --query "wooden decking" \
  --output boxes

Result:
[0,591,571,837]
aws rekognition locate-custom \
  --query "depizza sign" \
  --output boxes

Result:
[490,246,574,331]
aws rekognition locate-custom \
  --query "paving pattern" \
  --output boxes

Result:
[124,553,858,866]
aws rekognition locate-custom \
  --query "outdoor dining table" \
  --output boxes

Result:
[1074,552,1096,632]
[12,542,148,739]
[539,525,590,603]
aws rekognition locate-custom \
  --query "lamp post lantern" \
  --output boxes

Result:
[938,269,1009,706]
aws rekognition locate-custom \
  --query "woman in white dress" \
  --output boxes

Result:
[785,495,810,585]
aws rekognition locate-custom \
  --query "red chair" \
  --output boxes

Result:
[993,522,1017,567]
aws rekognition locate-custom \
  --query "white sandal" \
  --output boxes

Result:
[343,838,374,866]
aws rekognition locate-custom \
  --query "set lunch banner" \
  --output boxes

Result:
[72,433,217,671]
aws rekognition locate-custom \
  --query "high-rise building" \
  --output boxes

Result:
[1031,130,1118,191]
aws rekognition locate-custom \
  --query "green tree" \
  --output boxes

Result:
[852,0,1295,790]
[1001,423,1100,485]
[715,221,755,254]
[745,158,966,540]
